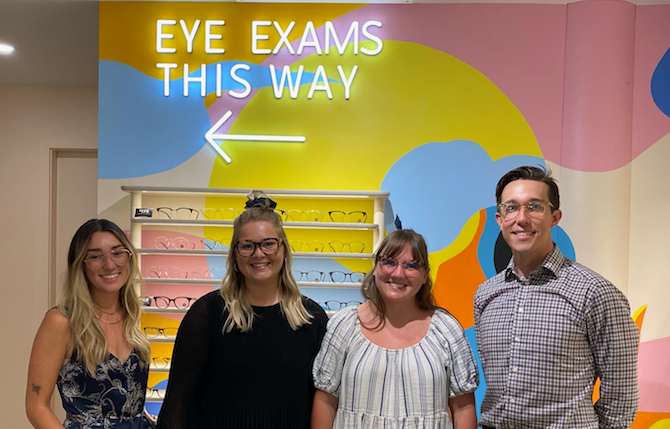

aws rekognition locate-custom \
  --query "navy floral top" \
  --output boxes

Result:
[57,349,149,429]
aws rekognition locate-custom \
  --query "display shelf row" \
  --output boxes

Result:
[138,248,374,259]
[142,279,362,288]
[133,218,379,230]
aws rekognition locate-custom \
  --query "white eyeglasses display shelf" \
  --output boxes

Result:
[143,278,362,289]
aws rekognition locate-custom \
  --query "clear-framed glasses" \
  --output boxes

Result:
[147,387,166,399]
[143,266,186,279]
[377,257,424,274]
[277,209,324,222]
[236,238,282,257]
[143,327,179,338]
[156,207,200,220]
[329,241,366,253]
[154,236,195,250]
[498,200,554,220]
[329,271,365,283]
[200,238,231,251]
[290,240,324,253]
[324,300,362,311]
[151,357,171,369]
[328,211,367,223]
[292,270,325,282]
[200,208,240,220]
[144,295,195,309]
[84,248,131,270]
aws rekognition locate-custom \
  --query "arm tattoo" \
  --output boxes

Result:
[31,383,41,395]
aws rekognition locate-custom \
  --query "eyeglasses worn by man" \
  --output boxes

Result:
[474,166,639,429]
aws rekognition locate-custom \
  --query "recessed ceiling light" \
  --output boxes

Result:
[0,43,16,55]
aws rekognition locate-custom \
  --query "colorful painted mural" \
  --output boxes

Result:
[99,1,670,425]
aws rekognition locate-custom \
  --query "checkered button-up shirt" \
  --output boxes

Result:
[474,246,639,429]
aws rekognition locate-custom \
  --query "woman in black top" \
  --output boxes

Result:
[156,191,328,429]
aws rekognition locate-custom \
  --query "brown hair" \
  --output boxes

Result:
[495,165,560,209]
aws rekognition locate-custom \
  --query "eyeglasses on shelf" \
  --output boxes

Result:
[276,209,324,222]
[143,296,196,309]
[151,357,171,369]
[200,208,240,220]
[200,238,232,251]
[329,241,366,253]
[290,240,325,253]
[84,248,131,270]
[143,327,178,338]
[328,211,367,223]
[292,270,325,282]
[147,387,166,398]
[155,207,199,220]
[142,266,212,279]
[328,271,365,283]
[154,236,195,250]
[323,300,362,311]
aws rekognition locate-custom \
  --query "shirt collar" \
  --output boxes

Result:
[504,245,565,282]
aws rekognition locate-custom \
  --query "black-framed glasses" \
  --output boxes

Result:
[277,209,324,222]
[290,240,325,253]
[200,208,239,220]
[498,200,554,220]
[84,248,131,270]
[156,207,199,220]
[144,296,196,309]
[328,211,367,223]
[323,300,362,311]
[292,270,325,282]
[329,241,366,253]
[329,271,365,283]
[147,387,166,398]
[378,257,423,274]
[154,236,195,250]
[143,327,178,338]
[236,238,282,257]
[151,357,171,369]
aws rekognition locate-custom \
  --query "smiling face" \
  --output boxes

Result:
[235,221,285,289]
[83,231,130,300]
[496,179,562,263]
[373,243,428,307]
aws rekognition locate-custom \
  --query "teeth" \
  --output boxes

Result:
[101,274,119,279]
[389,283,407,289]
[516,232,534,236]
[251,263,269,267]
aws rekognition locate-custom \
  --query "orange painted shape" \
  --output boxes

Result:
[433,209,487,329]
[631,412,670,429]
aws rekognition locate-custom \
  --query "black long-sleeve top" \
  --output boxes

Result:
[155,290,328,429]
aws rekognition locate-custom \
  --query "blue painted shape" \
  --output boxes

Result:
[651,46,670,119]
[99,60,335,179]
[381,140,545,252]
[464,326,484,419]
[552,225,576,261]
[144,402,163,417]
[477,207,500,280]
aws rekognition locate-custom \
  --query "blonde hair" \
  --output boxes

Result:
[57,219,151,375]
[220,191,312,332]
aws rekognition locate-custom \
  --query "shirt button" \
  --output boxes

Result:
[514,336,520,342]
[518,308,524,313]
[510,398,516,403]
[512,367,518,372]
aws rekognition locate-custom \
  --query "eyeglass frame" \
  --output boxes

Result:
[235,238,283,257]
[154,236,195,250]
[376,256,424,274]
[151,357,172,369]
[497,200,555,220]
[155,207,200,220]
[143,326,179,338]
[84,248,132,270]
[328,240,366,253]
[323,300,363,310]
[328,210,368,223]
[144,295,196,309]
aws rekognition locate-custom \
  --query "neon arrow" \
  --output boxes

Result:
[204,110,306,163]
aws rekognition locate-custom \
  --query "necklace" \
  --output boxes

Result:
[96,314,123,325]
[94,302,119,316]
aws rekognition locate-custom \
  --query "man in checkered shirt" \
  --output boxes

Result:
[474,166,639,429]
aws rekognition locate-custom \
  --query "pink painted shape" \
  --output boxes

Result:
[633,6,670,158]
[562,1,636,172]
[638,336,670,412]
[209,4,567,163]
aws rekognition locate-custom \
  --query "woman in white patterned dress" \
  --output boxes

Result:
[312,229,479,429]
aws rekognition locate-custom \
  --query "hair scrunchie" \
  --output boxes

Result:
[245,196,277,210]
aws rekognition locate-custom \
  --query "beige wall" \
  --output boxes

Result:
[0,86,97,428]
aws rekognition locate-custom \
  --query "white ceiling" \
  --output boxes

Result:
[1,0,669,86]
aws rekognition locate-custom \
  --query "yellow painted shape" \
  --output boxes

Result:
[428,211,481,283]
[209,40,540,191]
[650,419,670,429]
[633,304,647,335]
[100,2,361,79]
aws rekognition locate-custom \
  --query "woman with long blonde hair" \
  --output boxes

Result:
[156,191,328,429]
[26,219,151,429]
